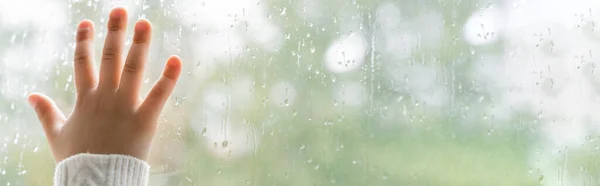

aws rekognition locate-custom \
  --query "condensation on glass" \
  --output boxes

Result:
[1,0,600,185]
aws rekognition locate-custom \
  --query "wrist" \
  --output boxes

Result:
[54,153,150,185]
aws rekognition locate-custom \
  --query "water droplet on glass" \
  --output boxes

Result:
[174,96,186,107]
[13,135,18,144]
[280,7,287,15]
[201,127,207,136]
[222,140,229,148]
[10,34,17,43]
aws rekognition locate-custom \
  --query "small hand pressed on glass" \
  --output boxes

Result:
[27,8,182,162]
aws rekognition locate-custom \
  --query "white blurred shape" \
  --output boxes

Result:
[413,11,444,47]
[293,0,324,24]
[377,2,402,30]
[246,17,284,52]
[192,30,246,66]
[0,0,66,29]
[204,87,229,112]
[177,0,283,64]
[376,2,414,61]
[386,64,447,108]
[325,33,367,73]
[103,0,138,10]
[475,2,600,184]
[192,86,259,160]
[463,7,504,46]
[0,36,63,99]
[176,0,259,29]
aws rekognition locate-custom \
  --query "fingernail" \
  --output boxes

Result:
[110,7,126,19]
[28,97,37,108]
[134,20,150,32]
[167,56,182,68]
[78,21,91,32]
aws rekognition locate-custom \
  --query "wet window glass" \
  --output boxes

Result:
[1,0,600,185]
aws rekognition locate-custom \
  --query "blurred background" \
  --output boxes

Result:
[1,0,600,185]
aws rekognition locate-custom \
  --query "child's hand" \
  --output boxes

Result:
[27,8,182,162]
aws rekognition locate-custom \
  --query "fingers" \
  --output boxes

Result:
[138,56,182,123]
[74,20,98,94]
[98,8,128,91]
[118,20,152,101]
[28,93,66,140]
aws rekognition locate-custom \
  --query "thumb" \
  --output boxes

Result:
[28,93,66,139]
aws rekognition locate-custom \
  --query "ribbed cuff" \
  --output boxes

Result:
[54,154,149,186]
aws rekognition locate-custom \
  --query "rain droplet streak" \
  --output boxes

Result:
[280,7,287,15]
[13,134,19,144]
[201,127,207,136]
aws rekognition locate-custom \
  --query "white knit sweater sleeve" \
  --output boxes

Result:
[54,154,150,186]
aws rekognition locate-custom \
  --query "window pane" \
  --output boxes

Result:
[1,0,598,185]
